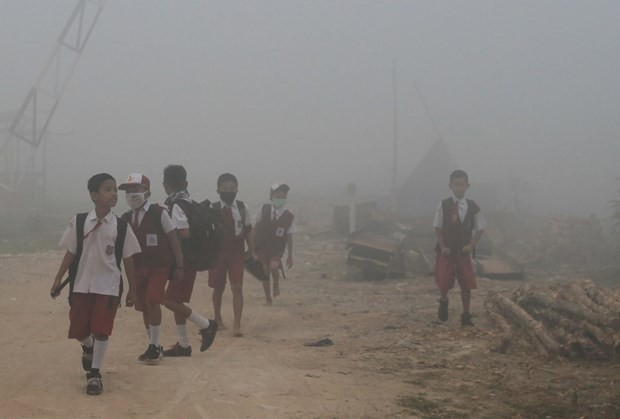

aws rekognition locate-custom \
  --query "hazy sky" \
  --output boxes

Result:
[1,1,619,215]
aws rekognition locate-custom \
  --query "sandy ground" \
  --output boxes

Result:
[0,236,619,418]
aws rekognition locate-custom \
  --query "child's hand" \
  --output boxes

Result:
[50,278,62,299]
[173,267,184,283]
[462,244,473,254]
[125,288,136,307]
[440,246,451,255]
[286,255,293,269]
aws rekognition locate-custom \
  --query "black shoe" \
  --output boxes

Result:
[81,344,93,371]
[461,312,475,327]
[86,371,103,396]
[199,320,218,352]
[438,299,449,322]
[138,344,162,363]
[163,343,192,357]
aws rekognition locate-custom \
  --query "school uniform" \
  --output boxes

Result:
[207,200,252,288]
[432,195,487,293]
[165,200,197,303]
[124,201,176,312]
[59,210,141,338]
[253,204,297,269]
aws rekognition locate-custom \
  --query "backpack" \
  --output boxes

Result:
[62,213,128,306]
[170,198,224,271]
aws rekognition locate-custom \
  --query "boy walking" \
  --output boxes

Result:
[253,183,296,305]
[161,164,217,356]
[118,173,185,362]
[433,170,486,326]
[51,173,140,395]
[208,173,253,337]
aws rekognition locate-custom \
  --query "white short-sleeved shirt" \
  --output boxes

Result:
[170,203,190,230]
[130,201,176,234]
[218,200,252,236]
[432,196,487,231]
[59,210,141,297]
[254,205,297,235]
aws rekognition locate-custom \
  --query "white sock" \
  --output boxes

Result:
[79,336,94,348]
[92,339,109,370]
[149,325,160,346]
[176,324,190,348]
[188,311,210,330]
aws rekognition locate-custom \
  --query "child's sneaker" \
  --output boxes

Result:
[461,312,475,327]
[81,344,93,371]
[162,343,192,357]
[85,371,103,396]
[199,320,218,352]
[138,344,162,363]
[438,299,449,322]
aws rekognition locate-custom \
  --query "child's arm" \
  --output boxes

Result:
[122,256,136,307]
[463,230,484,254]
[50,251,75,298]
[167,230,185,282]
[286,234,294,269]
[434,228,450,254]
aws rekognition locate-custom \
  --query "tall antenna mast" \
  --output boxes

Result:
[0,0,106,210]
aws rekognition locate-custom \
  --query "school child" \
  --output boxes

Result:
[252,183,296,305]
[161,164,217,356]
[208,173,253,337]
[118,173,185,362]
[433,170,487,326]
[51,173,141,396]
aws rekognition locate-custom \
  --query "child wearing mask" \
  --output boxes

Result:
[118,173,185,362]
[208,173,253,337]
[252,183,296,305]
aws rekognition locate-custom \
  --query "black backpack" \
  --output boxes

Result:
[170,199,224,271]
[63,213,128,305]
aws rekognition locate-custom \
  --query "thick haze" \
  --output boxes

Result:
[1,1,619,215]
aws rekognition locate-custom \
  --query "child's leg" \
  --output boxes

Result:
[262,279,272,305]
[208,256,228,328]
[460,288,471,314]
[229,254,244,336]
[270,260,281,297]
[231,283,243,336]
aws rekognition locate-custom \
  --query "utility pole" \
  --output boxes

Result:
[391,60,398,197]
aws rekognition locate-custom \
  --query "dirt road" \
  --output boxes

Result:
[0,238,619,418]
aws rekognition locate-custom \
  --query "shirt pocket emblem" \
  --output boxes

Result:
[146,234,158,247]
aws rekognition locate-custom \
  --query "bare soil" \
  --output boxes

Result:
[0,236,619,418]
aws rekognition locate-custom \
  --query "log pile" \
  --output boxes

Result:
[485,280,620,360]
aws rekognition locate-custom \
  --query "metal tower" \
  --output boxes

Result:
[0,0,105,210]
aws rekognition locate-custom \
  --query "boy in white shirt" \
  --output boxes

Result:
[51,173,141,396]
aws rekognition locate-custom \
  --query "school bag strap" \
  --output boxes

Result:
[66,212,88,305]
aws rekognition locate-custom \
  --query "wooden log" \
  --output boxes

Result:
[487,290,565,357]
[579,280,620,315]
[484,300,513,354]
[563,281,610,315]
[519,287,619,330]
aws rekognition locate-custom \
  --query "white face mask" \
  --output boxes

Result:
[126,192,147,210]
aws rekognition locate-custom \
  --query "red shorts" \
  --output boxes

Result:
[435,252,477,293]
[134,266,170,312]
[208,251,244,289]
[68,292,119,339]
[165,268,197,303]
